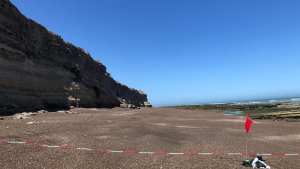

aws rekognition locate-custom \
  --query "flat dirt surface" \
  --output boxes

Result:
[0,108,300,169]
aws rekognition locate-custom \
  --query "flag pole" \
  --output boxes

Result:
[246,134,248,159]
[244,113,253,160]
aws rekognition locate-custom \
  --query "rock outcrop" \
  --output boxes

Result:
[0,0,148,115]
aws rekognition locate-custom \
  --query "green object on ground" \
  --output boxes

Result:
[242,159,253,167]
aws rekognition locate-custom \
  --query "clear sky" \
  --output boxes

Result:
[12,0,300,106]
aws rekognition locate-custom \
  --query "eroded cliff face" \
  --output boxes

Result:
[0,0,148,115]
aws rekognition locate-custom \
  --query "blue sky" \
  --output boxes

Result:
[12,0,300,106]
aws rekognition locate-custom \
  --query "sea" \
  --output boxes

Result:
[210,97,300,106]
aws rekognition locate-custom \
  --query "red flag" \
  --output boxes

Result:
[244,114,253,133]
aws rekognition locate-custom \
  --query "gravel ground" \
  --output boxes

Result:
[0,108,299,169]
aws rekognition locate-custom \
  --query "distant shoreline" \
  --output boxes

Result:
[173,97,300,120]
[166,96,300,107]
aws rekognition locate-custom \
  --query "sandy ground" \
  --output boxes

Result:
[0,108,300,169]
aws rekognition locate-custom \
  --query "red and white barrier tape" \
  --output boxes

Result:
[0,138,299,157]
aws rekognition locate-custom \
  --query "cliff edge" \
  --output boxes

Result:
[0,0,148,115]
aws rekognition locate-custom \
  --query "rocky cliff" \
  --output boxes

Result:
[0,0,148,115]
